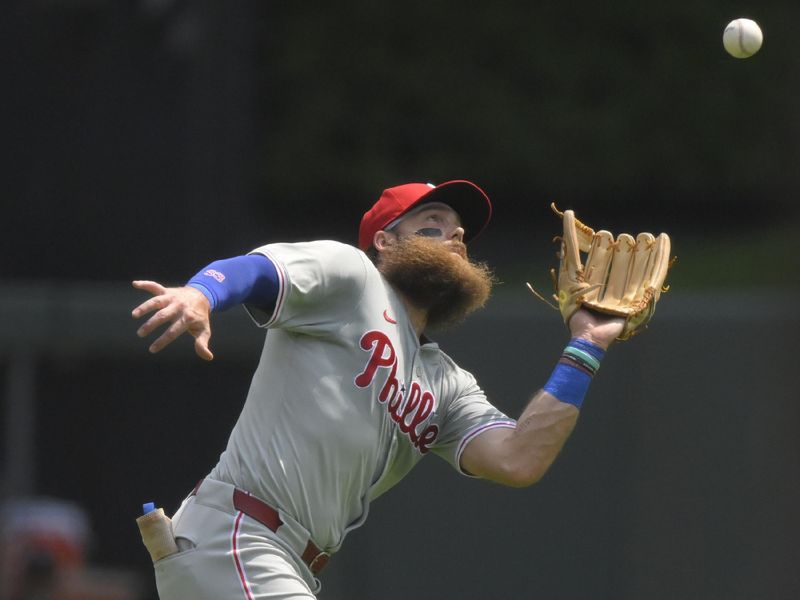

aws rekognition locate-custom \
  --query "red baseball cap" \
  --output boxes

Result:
[358,180,492,251]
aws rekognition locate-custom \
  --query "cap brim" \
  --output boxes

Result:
[412,180,492,243]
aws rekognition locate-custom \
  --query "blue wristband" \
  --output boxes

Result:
[187,254,280,312]
[543,338,605,409]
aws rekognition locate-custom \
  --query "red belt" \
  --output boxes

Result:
[191,480,330,574]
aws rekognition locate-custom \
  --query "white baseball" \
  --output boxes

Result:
[723,18,763,59]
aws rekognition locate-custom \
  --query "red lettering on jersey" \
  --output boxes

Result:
[396,383,421,432]
[354,330,439,454]
[384,360,405,418]
[415,425,439,452]
[405,388,434,433]
[354,331,395,388]
[379,361,400,405]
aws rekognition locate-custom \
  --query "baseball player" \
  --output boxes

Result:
[131,180,669,599]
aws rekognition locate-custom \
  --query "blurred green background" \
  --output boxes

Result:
[1,1,798,599]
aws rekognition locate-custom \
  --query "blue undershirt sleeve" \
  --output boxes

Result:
[186,254,279,313]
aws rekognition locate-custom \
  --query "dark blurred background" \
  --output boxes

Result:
[1,1,798,599]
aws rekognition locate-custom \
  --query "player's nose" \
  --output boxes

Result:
[450,226,465,243]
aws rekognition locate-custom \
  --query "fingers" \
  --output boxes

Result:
[131,283,214,358]
[148,318,190,354]
[645,233,671,299]
[623,233,655,303]
[604,233,635,305]
[131,280,168,319]
[132,280,167,295]
[560,210,584,280]
[132,294,169,320]
[193,328,214,361]
[142,310,214,358]
[136,304,179,339]
[583,230,614,301]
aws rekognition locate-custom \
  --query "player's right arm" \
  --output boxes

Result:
[133,241,367,358]
[131,253,281,360]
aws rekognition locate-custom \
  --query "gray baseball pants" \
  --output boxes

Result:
[154,478,320,599]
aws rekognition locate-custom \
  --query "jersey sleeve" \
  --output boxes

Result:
[244,240,371,333]
[430,367,517,477]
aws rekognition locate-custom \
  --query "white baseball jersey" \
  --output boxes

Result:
[208,240,516,554]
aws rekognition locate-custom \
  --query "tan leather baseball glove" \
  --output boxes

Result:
[531,204,672,341]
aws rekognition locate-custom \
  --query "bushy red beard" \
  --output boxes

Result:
[377,236,495,330]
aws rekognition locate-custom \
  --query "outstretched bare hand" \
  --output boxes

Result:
[131,280,214,360]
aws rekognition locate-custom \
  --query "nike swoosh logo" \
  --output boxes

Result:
[383,309,397,324]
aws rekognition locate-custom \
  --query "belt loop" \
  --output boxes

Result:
[302,546,331,574]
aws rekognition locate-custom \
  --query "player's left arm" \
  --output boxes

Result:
[460,308,623,487]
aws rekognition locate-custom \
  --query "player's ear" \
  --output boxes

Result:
[373,230,396,252]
